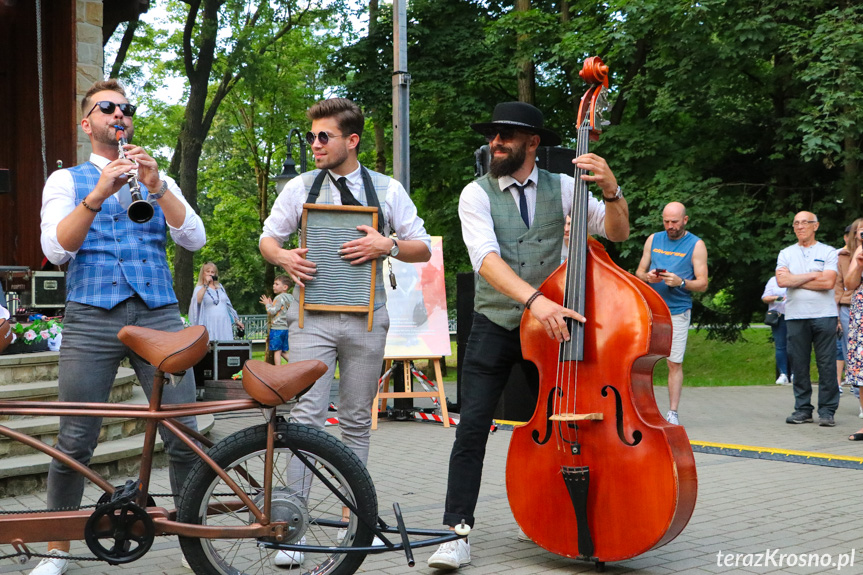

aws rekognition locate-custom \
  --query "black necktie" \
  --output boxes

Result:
[335,176,362,206]
[513,183,529,228]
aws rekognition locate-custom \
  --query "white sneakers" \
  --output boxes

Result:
[666,410,680,425]
[427,539,470,570]
[29,550,69,575]
[274,536,305,567]
[775,373,789,385]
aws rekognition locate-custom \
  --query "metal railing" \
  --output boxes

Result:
[236,315,459,340]
[236,315,268,341]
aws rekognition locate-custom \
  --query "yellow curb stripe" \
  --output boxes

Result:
[690,440,863,463]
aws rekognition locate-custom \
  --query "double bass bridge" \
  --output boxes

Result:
[549,413,604,421]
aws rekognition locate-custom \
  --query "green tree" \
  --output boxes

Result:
[112,0,349,313]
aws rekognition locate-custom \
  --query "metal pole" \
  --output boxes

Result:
[392,0,410,192]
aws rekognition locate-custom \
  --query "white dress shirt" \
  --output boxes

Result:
[458,165,608,272]
[40,153,206,265]
[260,165,432,252]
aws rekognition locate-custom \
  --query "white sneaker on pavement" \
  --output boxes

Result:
[666,410,679,425]
[859,406,863,419]
[516,526,532,542]
[30,550,69,575]
[775,373,789,385]
[274,536,305,567]
[427,539,470,570]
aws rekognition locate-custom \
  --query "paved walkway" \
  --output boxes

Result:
[2,382,862,574]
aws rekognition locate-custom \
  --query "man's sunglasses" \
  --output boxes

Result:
[306,131,346,146]
[86,101,137,118]
[482,126,519,142]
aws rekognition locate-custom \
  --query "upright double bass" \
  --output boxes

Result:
[505,57,697,567]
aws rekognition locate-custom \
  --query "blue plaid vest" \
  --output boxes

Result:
[67,162,177,310]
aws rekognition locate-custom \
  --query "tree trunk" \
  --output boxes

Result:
[516,0,534,105]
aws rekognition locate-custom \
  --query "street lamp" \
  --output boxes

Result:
[273,128,308,195]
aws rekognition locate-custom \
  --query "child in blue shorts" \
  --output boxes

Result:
[260,275,294,365]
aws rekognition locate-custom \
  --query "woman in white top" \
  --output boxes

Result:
[189,262,243,341]
[762,276,789,384]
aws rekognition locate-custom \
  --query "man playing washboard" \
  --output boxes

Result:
[259,97,431,564]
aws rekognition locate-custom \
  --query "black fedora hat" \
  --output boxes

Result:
[471,102,561,147]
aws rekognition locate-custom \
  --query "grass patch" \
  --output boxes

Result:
[651,327,779,387]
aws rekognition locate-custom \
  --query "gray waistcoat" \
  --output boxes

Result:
[474,169,564,330]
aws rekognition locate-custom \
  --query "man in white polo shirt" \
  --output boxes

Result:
[776,211,839,426]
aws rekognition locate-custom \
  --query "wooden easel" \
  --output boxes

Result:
[372,356,449,429]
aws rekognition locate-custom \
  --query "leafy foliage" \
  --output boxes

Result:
[110,0,862,339]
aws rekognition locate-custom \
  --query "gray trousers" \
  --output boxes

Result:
[47,298,200,511]
[786,316,839,418]
[286,306,389,465]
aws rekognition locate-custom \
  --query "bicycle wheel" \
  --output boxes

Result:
[177,422,377,575]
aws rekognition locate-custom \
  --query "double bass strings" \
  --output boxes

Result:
[554,117,592,455]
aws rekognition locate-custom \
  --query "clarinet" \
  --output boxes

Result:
[114,126,154,224]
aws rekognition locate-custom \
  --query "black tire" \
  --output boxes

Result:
[177,422,377,575]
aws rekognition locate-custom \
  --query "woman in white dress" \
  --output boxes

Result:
[189,262,244,341]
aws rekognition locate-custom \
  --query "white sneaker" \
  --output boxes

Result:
[30,550,69,575]
[516,526,531,542]
[427,539,470,570]
[665,410,679,425]
[859,406,863,419]
[274,536,305,567]
[775,373,789,385]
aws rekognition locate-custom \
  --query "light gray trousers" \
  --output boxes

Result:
[286,306,389,465]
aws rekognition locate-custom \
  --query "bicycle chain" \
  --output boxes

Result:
[0,494,176,564]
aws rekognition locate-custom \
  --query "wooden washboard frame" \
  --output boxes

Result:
[299,203,379,331]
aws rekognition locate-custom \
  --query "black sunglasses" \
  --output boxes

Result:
[305,131,346,146]
[86,101,137,118]
[482,126,519,142]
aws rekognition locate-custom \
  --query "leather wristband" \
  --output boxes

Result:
[525,290,544,310]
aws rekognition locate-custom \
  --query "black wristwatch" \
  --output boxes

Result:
[603,186,623,203]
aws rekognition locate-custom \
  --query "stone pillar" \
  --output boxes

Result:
[75,0,104,164]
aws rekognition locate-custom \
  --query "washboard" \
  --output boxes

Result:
[299,203,379,331]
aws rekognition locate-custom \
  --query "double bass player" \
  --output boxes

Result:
[428,102,629,570]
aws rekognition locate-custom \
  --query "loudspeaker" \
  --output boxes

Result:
[456,272,536,422]
[473,145,578,178]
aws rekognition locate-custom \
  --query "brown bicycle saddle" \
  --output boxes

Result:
[242,359,327,406]
[118,325,209,373]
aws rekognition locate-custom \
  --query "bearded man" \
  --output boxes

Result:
[427,102,630,571]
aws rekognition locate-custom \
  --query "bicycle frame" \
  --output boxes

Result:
[0,367,464,566]
[0,369,281,544]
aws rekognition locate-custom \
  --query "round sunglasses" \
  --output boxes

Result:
[86,101,137,118]
[305,131,347,146]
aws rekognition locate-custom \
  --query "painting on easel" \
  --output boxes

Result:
[383,236,450,358]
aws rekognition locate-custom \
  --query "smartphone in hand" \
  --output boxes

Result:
[655,268,667,274]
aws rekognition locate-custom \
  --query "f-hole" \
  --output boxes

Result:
[601,385,642,446]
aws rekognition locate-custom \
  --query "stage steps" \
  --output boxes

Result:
[0,350,213,497]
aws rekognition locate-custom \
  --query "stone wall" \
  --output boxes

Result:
[75,0,104,165]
